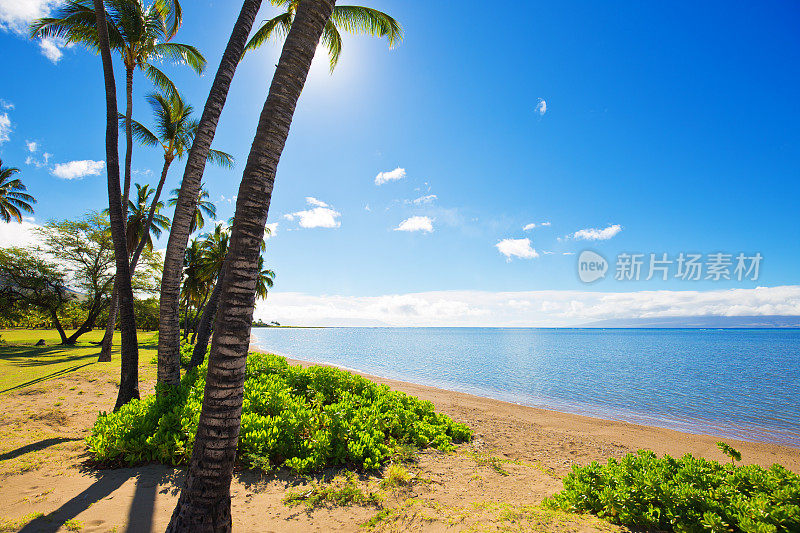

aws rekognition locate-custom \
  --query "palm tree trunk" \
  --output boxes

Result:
[92,0,140,411]
[189,272,223,368]
[122,65,134,218]
[166,1,335,529]
[98,281,117,361]
[158,0,263,390]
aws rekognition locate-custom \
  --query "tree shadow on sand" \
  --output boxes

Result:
[0,437,80,461]
[17,466,183,533]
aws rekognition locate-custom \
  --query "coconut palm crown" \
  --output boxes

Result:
[0,160,36,223]
[243,0,402,70]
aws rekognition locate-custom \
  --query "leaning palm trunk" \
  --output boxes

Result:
[92,0,140,410]
[157,0,264,389]
[166,1,335,529]
[123,66,134,217]
[99,155,173,362]
[189,271,224,368]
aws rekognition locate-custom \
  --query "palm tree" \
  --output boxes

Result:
[255,255,275,299]
[167,1,338,528]
[125,183,171,253]
[31,0,205,218]
[157,0,265,390]
[0,160,36,223]
[88,0,139,412]
[168,185,217,234]
[244,0,401,71]
[179,238,205,341]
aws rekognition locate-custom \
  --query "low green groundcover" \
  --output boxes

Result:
[87,352,472,472]
[544,450,800,532]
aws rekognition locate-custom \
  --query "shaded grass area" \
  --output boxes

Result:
[0,329,158,393]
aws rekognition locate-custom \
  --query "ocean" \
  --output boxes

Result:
[249,327,800,447]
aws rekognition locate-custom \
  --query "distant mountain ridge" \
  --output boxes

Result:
[581,315,800,328]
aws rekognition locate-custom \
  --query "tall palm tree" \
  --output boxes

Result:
[168,185,217,234]
[157,0,265,389]
[0,160,36,223]
[255,255,276,299]
[244,0,401,70]
[31,0,205,218]
[167,1,338,528]
[179,238,205,341]
[88,0,139,412]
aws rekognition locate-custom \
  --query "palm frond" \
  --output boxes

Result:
[321,20,342,71]
[143,63,178,99]
[118,112,160,147]
[242,12,293,58]
[152,42,206,73]
[206,149,235,169]
[331,6,403,47]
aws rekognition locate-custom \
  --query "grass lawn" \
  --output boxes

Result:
[0,329,158,394]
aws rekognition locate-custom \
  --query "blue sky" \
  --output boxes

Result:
[1,1,799,325]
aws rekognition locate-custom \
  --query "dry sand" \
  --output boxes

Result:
[0,348,797,532]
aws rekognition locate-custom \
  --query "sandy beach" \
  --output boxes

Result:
[0,346,797,532]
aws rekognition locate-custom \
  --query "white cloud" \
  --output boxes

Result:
[0,1,66,62]
[364,204,371,212]
[305,196,329,208]
[0,99,13,110]
[0,112,11,144]
[38,37,63,63]
[394,216,433,233]
[495,238,538,261]
[374,167,406,185]
[264,222,278,239]
[253,286,800,327]
[0,217,43,248]
[51,159,106,180]
[410,194,437,205]
[535,98,547,116]
[0,0,60,33]
[567,224,623,241]
[26,140,37,152]
[522,223,536,231]
[284,197,341,229]
[541,222,551,227]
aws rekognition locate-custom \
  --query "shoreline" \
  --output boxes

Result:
[250,344,800,473]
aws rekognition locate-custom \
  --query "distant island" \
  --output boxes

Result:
[581,315,800,328]
[252,319,282,328]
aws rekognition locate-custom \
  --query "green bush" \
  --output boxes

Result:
[148,339,195,367]
[87,352,472,473]
[544,449,800,532]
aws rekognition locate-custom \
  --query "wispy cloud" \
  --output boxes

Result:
[264,222,278,239]
[566,224,622,241]
[535,97,547,116]
[394,215,433,233]
[409,194,437,205]
[254,286,800,327]
[0,99,13,110]
[374,167,406,185]
[496,238,538,261]
[51,159,105,180]
[25,140,37,152]
[0,112,11,144]
[284,197,341,229]
[38,37,63,63]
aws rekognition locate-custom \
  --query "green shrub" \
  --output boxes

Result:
[544,449,800,532]
[87,352,471,473]
[148,339,196,367]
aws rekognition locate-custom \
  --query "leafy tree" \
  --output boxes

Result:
[244,0,401,71]
[33,213,116,343]
[0,159,36,223]
[0,248,76,344]
[167,1,341,527]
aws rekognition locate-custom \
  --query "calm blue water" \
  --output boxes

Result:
[250,328,800,448]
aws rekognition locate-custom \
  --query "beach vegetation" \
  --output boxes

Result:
[86,351,472,473]
[545,449,800,532]
[282,471,381,509]
[717,441,742,464]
